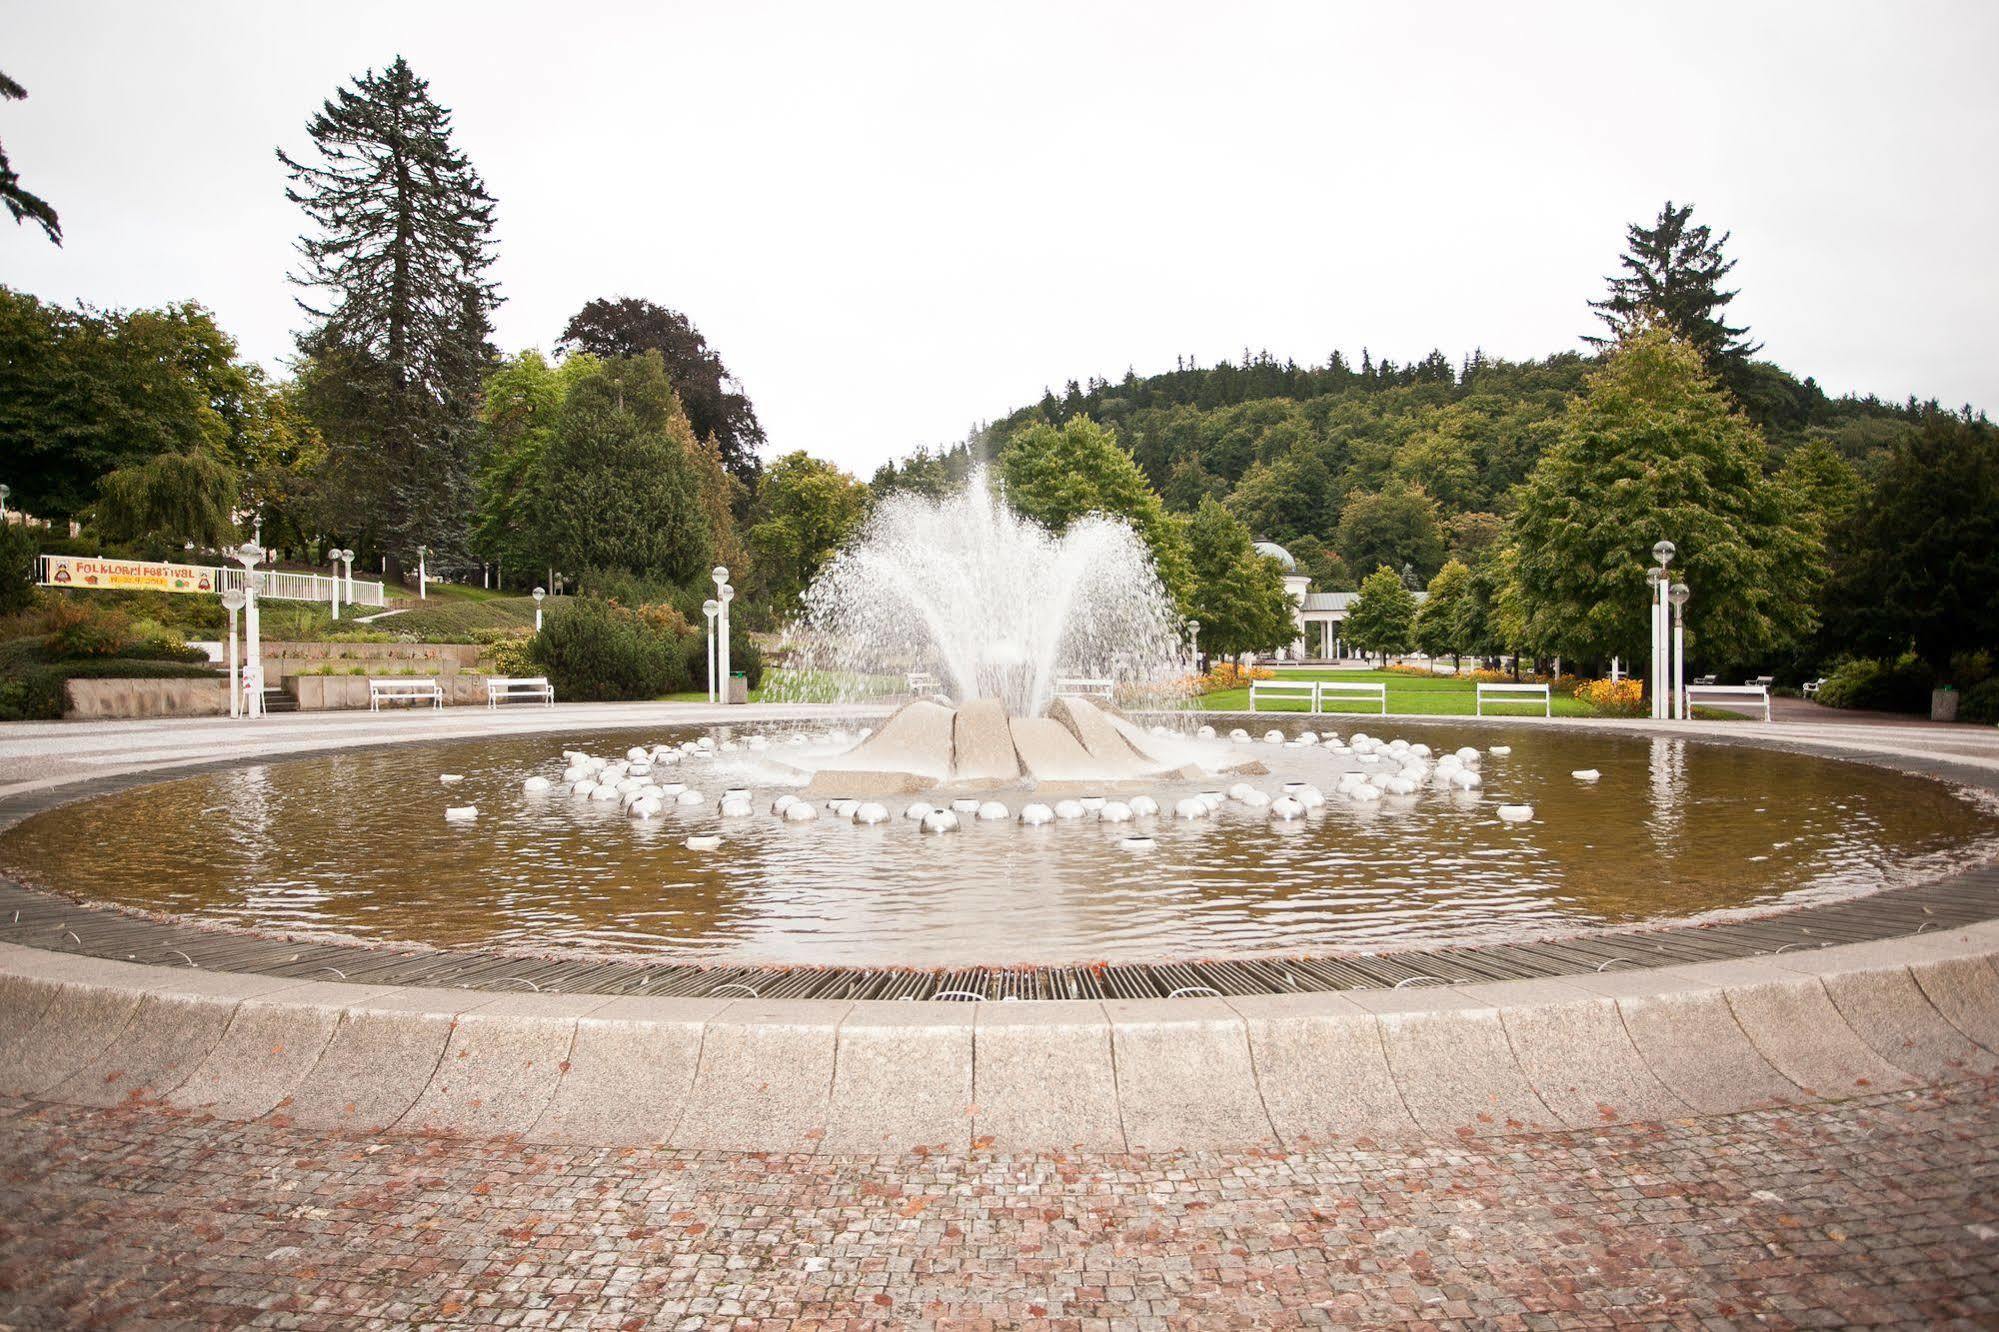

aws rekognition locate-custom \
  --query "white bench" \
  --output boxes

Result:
[906,671,946,700]
[1054,676,1114,700]
[1316,681,1388,715]
[1249,679,1319,712]
[1476,682,1551,717]
[1685,683,1771,721]
[487,676,554,708]
[369,677,444,711]
[1802,677,1826,699]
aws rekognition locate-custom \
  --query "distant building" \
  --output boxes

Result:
[1254,541,1425,661]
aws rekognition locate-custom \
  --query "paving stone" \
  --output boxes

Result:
[275,987,490,1131]
[973,1000,1122,1152]
[399,994,607,1137]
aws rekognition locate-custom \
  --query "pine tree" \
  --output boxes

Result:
[1587,201,1758,368]
[279,56,499,568]
[1,69,60,245]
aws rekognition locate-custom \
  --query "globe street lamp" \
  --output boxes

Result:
[532,586,546,632]
[701,599,721,702]
[1189,618,1202,673]
[220,587,246,719]
[719,583,736,703]
[327,547,343,619]
[711,567,731,704]
[233,541,266,718]
[1669,582,1692,721]
[334,549,355,611]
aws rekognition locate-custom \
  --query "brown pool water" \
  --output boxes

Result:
[3,722,1995,966]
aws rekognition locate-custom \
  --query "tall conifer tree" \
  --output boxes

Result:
[1587,201,1758,370]
[279,57,498,566]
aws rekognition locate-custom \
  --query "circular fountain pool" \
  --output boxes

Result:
[3,718,1995,967]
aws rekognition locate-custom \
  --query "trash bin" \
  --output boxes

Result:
[726,672,749,705]
[1932,686,1958,723]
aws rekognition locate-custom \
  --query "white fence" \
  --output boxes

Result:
[35,554,386,607]
[214,566,387,608]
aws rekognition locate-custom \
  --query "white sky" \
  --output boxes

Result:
[4,1,1996,475]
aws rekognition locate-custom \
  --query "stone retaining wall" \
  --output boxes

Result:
[63,677,230,719]
[3,925,1994,1153]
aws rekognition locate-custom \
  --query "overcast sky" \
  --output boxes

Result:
[4,1,1996,474]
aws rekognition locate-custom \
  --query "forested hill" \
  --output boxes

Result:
[873,345,1952,592]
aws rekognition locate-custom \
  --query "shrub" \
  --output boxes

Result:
[530,597,692,701]
[485,630,537,680]
[1950,650,1993,690]
[1961,677,1999,725]
[0,658,220,722]
[1573,677,1646,716]
[39,598,134,658]
[0,523,37,616]
[1814,655,1934,713]
[1200,662,1274,692]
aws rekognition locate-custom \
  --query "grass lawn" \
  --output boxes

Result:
[1195,667,1601,718]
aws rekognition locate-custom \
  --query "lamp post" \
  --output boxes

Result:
[720,583,735,703]
[532,586,546,633]
[233,541,265,718]
[1189,618,1202,673]
[702,599,720,702]
[327,547,343,619]
[0,483,10,519]
[1648,540,1675,720]
[416,545,430,600]
[220,587,245,719]
[335,549,354,611]
[1669,582,1691,721]
[711,567,731,704]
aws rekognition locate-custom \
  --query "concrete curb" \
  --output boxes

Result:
[3,927,1994,1152]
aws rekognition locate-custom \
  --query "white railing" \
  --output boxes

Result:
[215,566,387,608]
[37,554,387,607]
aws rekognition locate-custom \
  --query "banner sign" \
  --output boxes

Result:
[40,555,218,595]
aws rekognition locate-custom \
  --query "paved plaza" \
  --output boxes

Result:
[0,1079,1995,1329]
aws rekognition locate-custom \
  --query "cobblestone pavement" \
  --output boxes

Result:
[0,1081,1995,1330]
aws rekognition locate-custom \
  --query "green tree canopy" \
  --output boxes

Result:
[1824,414,1999,675]
[1507,328,1817,669]
[1413,559,1477,663]
[1334,484,1446,583]
[1182,498,1296,658]
[472,350,595,581]
[559,298,764,480]
[1343,564,1418,662]
[95,449,239,551]
[746,452,869,614]
[998,415,1192,600]
[529,354,712,583]
[281,56,499,568]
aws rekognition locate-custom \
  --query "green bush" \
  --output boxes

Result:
[1961,677,1999,725]
[0,523,37,616]
[1814,655,1934,713]
[0,658,220,722]
[529,597,692,701]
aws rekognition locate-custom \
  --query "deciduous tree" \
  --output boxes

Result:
[746,452,869,614]
[1183,498,1296,657]
[998,415,1193,600]
[1343,564,1418,663]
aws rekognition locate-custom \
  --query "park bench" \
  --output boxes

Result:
[369,677,444,711]
[1476,682,1551,717]
[1054,676,1115,700]
[1249,679,1320,712]
[1316,681,1389,715]
[1802,677,1826,699]
[906,671,946,700]
[1685,682,1771,721]
[486,676,555,708]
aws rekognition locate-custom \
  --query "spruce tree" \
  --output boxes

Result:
[0,69,60,245]
[1587,201,1758,370]
[279,57,498,567]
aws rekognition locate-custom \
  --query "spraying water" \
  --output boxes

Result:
[774,470,1190,716]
